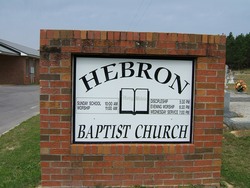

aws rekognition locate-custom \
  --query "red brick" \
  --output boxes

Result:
[139,32,146,40]
[107,32,114,40]
[73,30,80,38]
[50,95,71,101]
[41,174,51,181]
[114,32,120,40]
[93,175,114,181]
[40,88,60,95]
[207,77,224,83]
[146,48,166,55]
[40,109,49,114]
[50,135,70,142]
[208,63,225,70]
[40,67,49,74]
[196,63,207,70]
[126,32,133,40]
[113,174,134,181]
[51,162,71,167]
[50,81,71,87]
[194,116,205,122]
[197,70,217,76]
[41,128,60,135]
[196,83,216,89]
[60,30,73,38]
[206,116,223,122]
[184,166,203,172]
[40,115,60,122]
[133,32,139,40]
[81,31,87,39]
[40,80,49,87]
[51,175,71,180]
[195,90,206,96]
[40,30,225,187]
[94,31,101,39]
[61,46,81,53]
[124,167,144,174]
[50,149,70,155]
[42,167,61,174]
[50,67,71,73]
[195,96,215,102]
[206,103,224,109]
[42,181,61,187]
[50,108,71,115]
[50,122,70,129]
[40,142,60,149]
[146,32,152,41]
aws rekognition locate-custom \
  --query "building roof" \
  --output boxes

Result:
[0,39,39,58]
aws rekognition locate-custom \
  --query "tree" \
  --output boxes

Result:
[226,32,235,69]
[226,32,250,70]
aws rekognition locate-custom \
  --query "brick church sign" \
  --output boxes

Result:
[40,30,226,187]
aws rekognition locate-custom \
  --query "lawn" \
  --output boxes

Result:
[221,129,250,187]
[0,115,250,187]
[222,70,250,187]
[0,115,40,188]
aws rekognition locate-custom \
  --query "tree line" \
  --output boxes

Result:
[226,32,250,70]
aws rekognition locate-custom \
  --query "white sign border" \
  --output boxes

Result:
[72,56,195,144]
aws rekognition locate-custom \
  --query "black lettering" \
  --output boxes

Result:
[111,125,116,138]
[103,125,112,138]
[120,62,135,78]
[79,69,101,92]
[116,124,123,138]
[135,124,143,138]
[169,74,190,94]
[163,125,171,138]
[153,125,162,138]
[77,124,85,138]
[179,125,188,138]
[123,125,131,138]
[154,67,172,84]
[86,125,93,138]
[95,125,104,138]
[143,125,152,138]
[78,62,191,95]
[101,63,118,82]
[136,62,152,79]
[172,125,179,139]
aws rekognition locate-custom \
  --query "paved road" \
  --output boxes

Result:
[0,85,39,135]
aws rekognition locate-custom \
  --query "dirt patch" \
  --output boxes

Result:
[222,181,234,188]
[230,130,250,137]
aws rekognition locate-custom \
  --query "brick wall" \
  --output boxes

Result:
[40,30,226,187]
[0,55,40,85]
[0,55,25,84]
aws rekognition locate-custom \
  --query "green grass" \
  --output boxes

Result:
[221,129,250,187]
[220,69,250,187]
[0,115,250,187]
[0,115,40,188]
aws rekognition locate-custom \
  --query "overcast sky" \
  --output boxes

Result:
[1,0,250,49]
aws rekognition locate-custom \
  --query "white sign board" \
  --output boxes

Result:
[73,57,194,143]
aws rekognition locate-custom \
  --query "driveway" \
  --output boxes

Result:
[0,85,39,135]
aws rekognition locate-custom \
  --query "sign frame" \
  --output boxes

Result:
[72,56,195,144]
